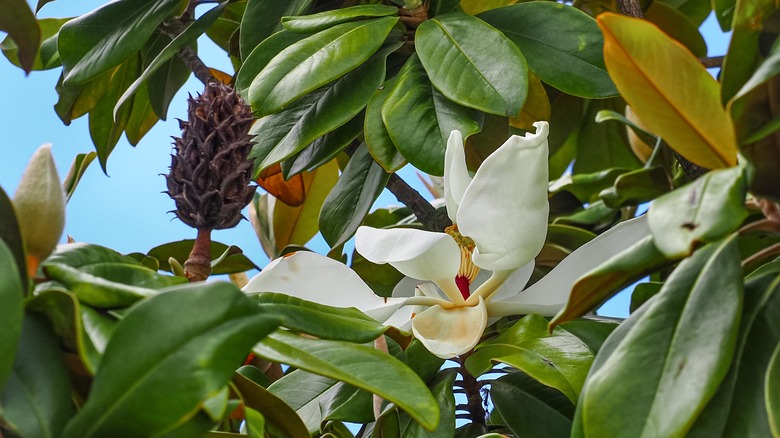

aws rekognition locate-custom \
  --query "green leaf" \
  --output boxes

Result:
[236,30,310,99]
[415,11,528,116]
[319,145,390,248]
[598,13,738,169]
[399,369,457,437]
[599,166,672,208]
[382,55,480,176]
[63,151,97,202]
[550,235,670,327]
[0,240,23,390]
[713,0,736,31]
[114,4,225,118]
[644,1,707,57]
[580,236,743,437]
[686,272,780,437]
[232,372,310,438]
[479,2,617,98]
[54,69,112,125]
[58,0,183,84]
[62,282,282,438]
[365,77,406,172]
[767,343,780,437]
[1,313,74,437]
[251,292,394,343]
[558,318,618,355]
[249,16,398,116]
[629,281,663,313]
[250,43,393,170]
[124,82,159,145]
[204,2,242,57]
[491,372,574,437]
[282,113,363,178]
[0,187,27,294]
[254,331,440,431]
[148,240,258,275]
[466,314,594,402]
[659,0,712,26]
[351,252,404,298]
[0,0,40,73]
[648,166,748,258]
[239,0,313,60]
[282,4,399,33]
[1,17,68,71]
[573,99,642,174]
[43,263,158,308]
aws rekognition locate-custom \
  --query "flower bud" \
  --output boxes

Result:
[13,144,66,273]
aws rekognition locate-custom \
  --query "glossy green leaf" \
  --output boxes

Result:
[1,313,74,437]
[203,2,242,57]
[58,0,183,84]
[236,30,309,99]
[599,166,672,208]
[492,372,574,438]
[0,240,23,390]
[574,99,641,174]
[629,281,664,313]
[43,263,157,308]
[239,0,313,60]
[720,0,777,103]
[365,77,406,172]
[54,69,112,125]
[47,242,145,267]
[282,113,363,178]
[644,1,707,57]
[88,56,139,172]
[282,5,399,33]
[550,168,632,203]
[249,17,398,116]
[62,282,281,438]
[558,318,619,355]
[251,292,392,343]
[580,236,743,437]
[399,369,456,437]
[479,2,616,98]
[648,165,748,258]
[63,151,97,202]
[0,0,40,73]
[598,13,738,169]
[0,187,27,293]
[553,200,618,228]
[1,17,68,71]
[114,5,224,118]
[232,372,309,438]
[254,330,440,431]
[686,272,780,437]
[382,55,480,175]
[124,82,159,145]
[416,11,527,116]
[466,314,594,402]
[595,108,661,148]
[351,252,404,298]
[148,239,257,275]
[319,145,389,248]
[551,235,670,327]
[660,0,712,26]
[713,0,736,31]
[767,343,780,437]
[250,44,392,170]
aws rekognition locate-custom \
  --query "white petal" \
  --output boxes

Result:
[484,260,535,303]
[412,297,488,359]
[355,226,464,304]
[243,251,388,311]
[444,130,473,222]
[458,121,550,271]
[489,215,650,317]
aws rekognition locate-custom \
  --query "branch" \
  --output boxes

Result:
[617,0,644,18]
[160,3,214,85]
[699,55,724,69]
[386,173,452,232]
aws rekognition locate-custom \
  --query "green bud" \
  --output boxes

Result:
[13,144,66,267]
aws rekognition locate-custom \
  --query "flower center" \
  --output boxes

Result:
[445,225,480,300]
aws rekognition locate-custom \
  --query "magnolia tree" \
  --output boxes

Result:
[1,0,780,436]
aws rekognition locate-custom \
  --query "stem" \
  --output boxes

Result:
[185,228,212,282]
[699,56,725,69]
[160,2,214,85]
[386,173,452,231]
[617,0,644,18]
[456,352,486,427]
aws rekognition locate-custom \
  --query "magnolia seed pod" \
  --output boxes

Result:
[13,144,66,269]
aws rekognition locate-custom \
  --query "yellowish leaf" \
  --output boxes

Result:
[510,73,550,131]
[598,13,737,169]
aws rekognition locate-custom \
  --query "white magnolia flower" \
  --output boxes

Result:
[244,122,650,358]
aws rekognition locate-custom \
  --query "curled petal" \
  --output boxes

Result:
[356,226,464,304]
[243,251,394,312]
[458,121,550,271]
[444,130,473,222]
[412,297,488,359]
[489,215,650,317]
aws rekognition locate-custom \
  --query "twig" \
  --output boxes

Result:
[699,56,725,69]
[617,0,644,18]
[160,2,215,85]
[386,173,452,231]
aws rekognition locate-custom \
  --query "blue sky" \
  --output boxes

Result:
[0,2,730,317]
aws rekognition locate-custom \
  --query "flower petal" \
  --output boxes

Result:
[356,226,464,304]
[243,251,392,311]
[458,121,550,271]
[412,297,488,359]
[489,215,650,317]
[483,260,535,303]
[444,130,473,222]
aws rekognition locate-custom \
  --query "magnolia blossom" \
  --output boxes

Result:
[244,122,649,358]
